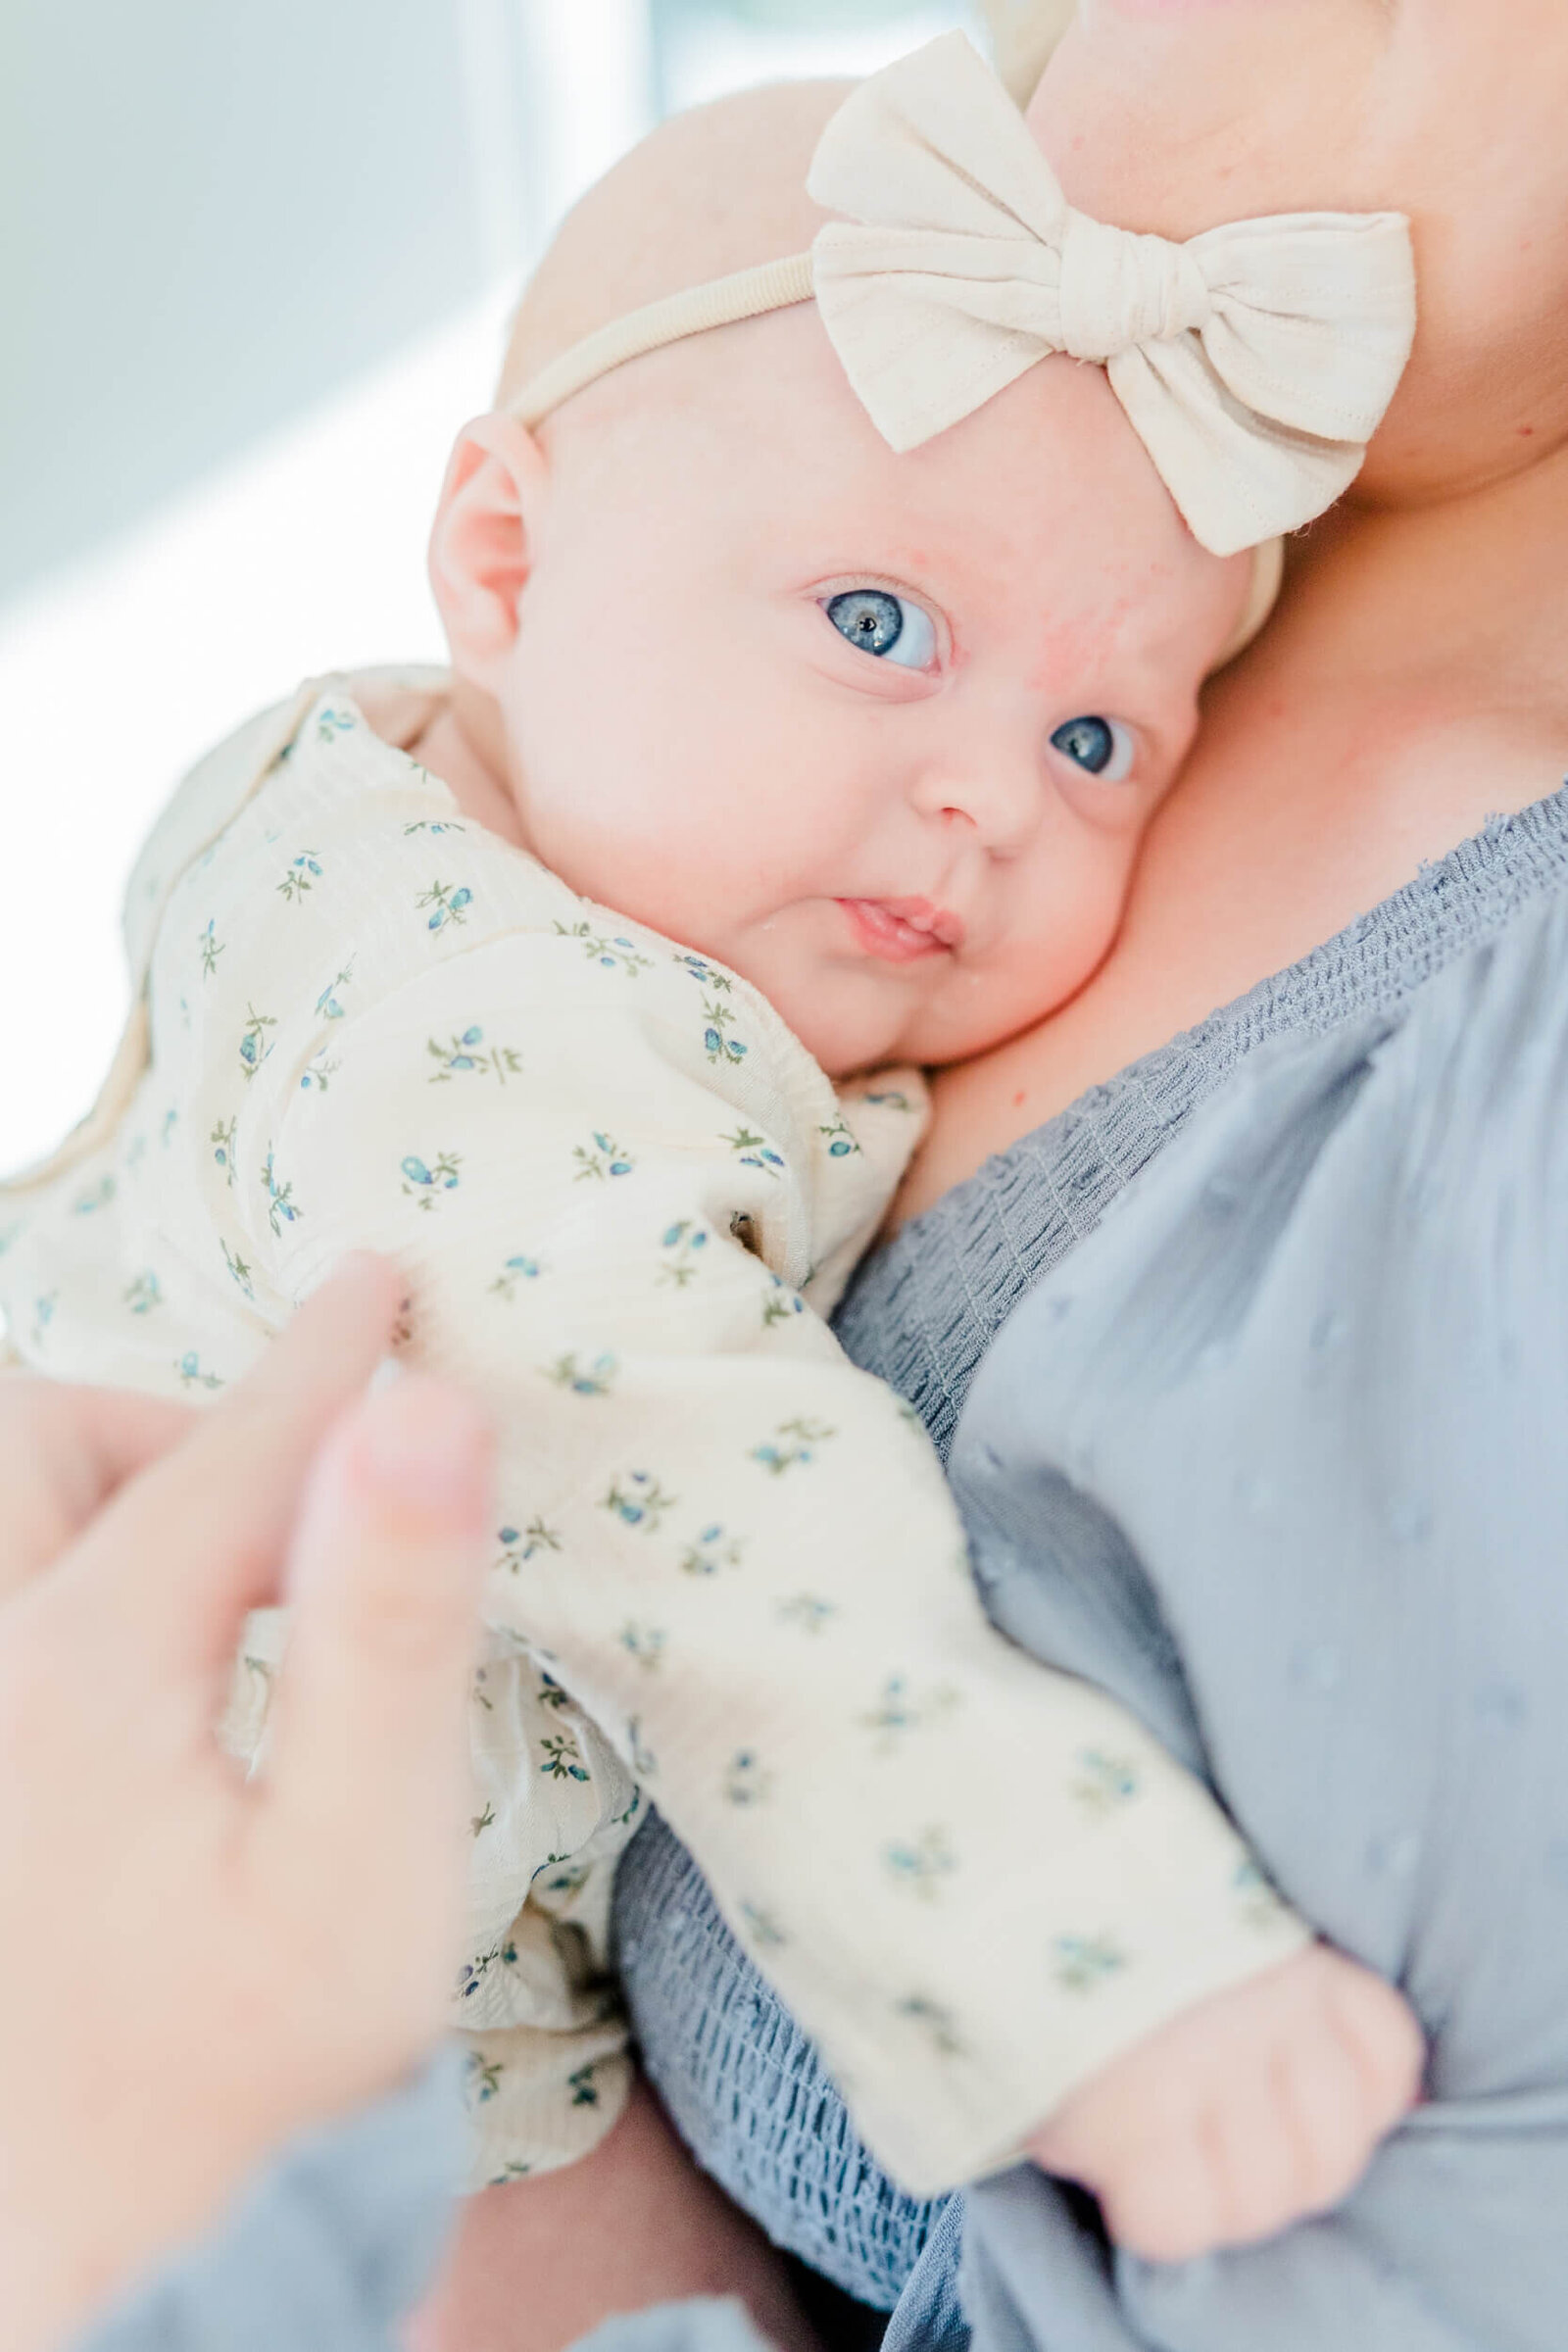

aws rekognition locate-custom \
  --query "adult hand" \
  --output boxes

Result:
[0,1257,494,2352]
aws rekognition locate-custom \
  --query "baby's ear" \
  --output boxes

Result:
[426,414,550,685]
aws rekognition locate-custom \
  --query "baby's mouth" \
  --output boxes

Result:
[836,898,965,963]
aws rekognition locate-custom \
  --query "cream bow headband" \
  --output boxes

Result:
[511,30,1416,588]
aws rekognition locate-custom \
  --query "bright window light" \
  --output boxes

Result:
[0,1,978,1177]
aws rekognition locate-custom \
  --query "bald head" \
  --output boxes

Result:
[497,78,851,413]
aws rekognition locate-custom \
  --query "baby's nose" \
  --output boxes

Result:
[912,746,1044,857]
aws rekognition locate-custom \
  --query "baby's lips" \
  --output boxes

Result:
[838,896,966,961]
[883,895,965,950]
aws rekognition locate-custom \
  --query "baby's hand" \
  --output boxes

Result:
[1027,1944,1423,2264]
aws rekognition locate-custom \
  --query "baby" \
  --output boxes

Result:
[0,35,1419,2247]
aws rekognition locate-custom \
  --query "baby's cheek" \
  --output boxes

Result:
[940,846,1138,1060]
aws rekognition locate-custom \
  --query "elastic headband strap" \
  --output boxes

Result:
[511,253,815,429]
[508,248,1287,669]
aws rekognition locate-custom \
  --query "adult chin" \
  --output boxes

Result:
[1028,0,1568,508]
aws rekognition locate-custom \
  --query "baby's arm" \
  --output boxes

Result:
[238,924,1376,2205]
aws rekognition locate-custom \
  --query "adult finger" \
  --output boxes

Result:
[0,1377,193,1596]
[49,1254,406,1677]
[261,1370,493,1945]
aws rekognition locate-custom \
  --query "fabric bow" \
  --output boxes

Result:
[807,33,1417,557]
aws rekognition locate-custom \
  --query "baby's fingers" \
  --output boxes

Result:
[1094,2075,1348,2265]
[1173,2054,1356,2259]
[1031,1948,1424,2266]
[1265,1948,1422,2207]
[1265,2025,1391,2227]
[1031,2081,1233,2265]
[1119,1981,1419,2263]
[1091,2127,1230,2266]
[1326,1959,1426,2128]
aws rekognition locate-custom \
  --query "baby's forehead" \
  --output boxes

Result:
[513,72,1237,673]
[589,304,1193,552]
[770,331,1210,583]
[498,80,848,412]
[572,323,1225,689]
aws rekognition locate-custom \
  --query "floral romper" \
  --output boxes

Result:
[0,672,1306,2191]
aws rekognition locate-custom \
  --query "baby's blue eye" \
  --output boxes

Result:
[1050,714,1136,783]
[823,589,937,670]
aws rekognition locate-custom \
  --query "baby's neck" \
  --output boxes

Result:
[407,684,529,853]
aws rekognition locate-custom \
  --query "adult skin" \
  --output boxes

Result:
[0,1258,494,2352]
[904,0,1568,1212]
[0,1250,821,2352]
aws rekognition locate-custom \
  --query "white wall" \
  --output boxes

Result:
[0,0,978,1174]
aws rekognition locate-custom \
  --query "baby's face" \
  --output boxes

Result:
[489,309,1245,1075]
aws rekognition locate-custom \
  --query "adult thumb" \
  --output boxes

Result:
[261,1371,495,1959]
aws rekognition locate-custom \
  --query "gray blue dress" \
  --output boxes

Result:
[75,777,1568,2349]
[614,774,1568,2352]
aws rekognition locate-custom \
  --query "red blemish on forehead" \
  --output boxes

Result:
[1024,593,1139,695]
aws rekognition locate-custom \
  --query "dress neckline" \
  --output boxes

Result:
[836,770,1568,1454]
[920,771,1568,1249]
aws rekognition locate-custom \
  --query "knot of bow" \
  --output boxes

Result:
[1055,213,1211,364]
[806,33,1417,557]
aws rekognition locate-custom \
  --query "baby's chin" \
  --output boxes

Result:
[788,1011,912,1083]
[728,931,1050,1079]
[748,973,913,1080]
[774,981,1001,1081]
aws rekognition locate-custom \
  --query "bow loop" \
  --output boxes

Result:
[1055,212,1210,365]
[806,31,1416,556]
